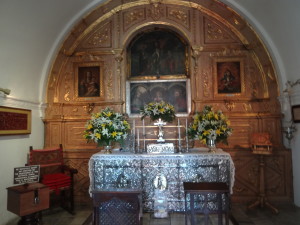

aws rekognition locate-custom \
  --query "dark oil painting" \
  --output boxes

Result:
[129,81,188,114]
[217,61,241,94]
[78,66,100,97]
[129,30,187,77]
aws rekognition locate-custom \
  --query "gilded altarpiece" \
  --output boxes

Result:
[44,0,292,205]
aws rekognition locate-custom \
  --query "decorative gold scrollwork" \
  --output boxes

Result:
[224,100,236,111]
[191,46,202,69]
[243,103,252,112]
[83,103,95,114]
[64,91,70,102]
[112,49,123,64]
[148,0,164,20]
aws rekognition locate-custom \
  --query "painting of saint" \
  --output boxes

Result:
[168,85,187,113]
[217,61,241,94]
[78,66,100,97]
[151,87,166,102]
[130,85,149,113]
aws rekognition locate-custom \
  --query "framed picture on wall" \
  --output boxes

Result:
[74,62,104,101]
[214,58,245,97]
[0,106,31,135]
[292,105,300,123]
[128,29,188,79]
[126,79,191,117]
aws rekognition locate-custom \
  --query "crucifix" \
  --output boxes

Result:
[154,118,166,143]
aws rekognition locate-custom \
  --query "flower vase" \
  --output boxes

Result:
[103,145,112,154]
[207,138,217,153]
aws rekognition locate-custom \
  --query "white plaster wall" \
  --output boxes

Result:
[0,0,300,224]
[0,1,104,223]
[0,97,45,224]
[0,0,100,103]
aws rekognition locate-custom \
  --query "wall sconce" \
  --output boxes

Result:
[281,79,299,145]
[283,122,297,145]
[0,88,11,95]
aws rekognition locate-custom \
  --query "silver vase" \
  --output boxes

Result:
[207,138,216,153]
[103,145,112,154]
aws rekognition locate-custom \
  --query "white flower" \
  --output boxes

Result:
[90,131,96,139]
[208,130,217,140]
[152,108,159,115]
[122,133,128,139]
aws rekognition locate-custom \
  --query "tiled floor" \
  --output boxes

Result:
[35,202,300,225]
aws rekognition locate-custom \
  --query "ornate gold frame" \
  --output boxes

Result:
[74,62,104,101]
[213,57,245,97]
[0,106,31,135]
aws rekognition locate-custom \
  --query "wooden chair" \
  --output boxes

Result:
[27,144,78,214]
[183,164,230,225]
[91,189,142,225]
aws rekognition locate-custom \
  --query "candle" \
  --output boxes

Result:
[178,119,181,147]
[137,129,140,147]
[185,118,188,134]
[186,118,189,151]
[142,119,145,135]
[133,119,135,136]
[142,119,146,152]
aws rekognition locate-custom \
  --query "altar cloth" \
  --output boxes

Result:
[89,148,235,212]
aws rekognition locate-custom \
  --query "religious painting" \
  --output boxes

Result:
[126,79,191,117]
[0,106,31,135]
[128,29,188,79]
[292,105,300,123]
[214,58,244,96]
[74,62,104,101]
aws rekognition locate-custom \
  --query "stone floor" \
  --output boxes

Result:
[34,202,300,225]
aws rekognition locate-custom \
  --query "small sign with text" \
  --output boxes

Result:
[14,165,40,184]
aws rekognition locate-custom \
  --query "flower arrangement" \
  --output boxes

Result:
[140,101,176,122]
[83,107,130,147]
[188,105,232,145]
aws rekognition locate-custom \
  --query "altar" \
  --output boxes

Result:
[88,148,235,212]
